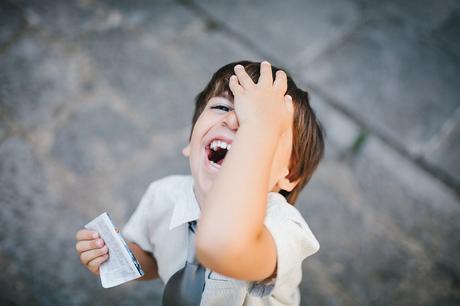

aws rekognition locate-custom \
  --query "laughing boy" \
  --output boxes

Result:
[76,60,325,306]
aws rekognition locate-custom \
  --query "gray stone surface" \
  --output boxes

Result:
[425,111,460,184]
[349,137,460,305]
[193,0,362,66]
[309,95,361,159]
[0,1,25,47]
[0,106,7,140]
[296,137,460,305]
[0,137,52,305]
[116,129,190,216]
[19,0,108,38]
[300,9,460,161]
[51,104,150,175]
[1,1,459,306]
[434,9,460,58]
[0,33,94,129]
[82,27,195,131]
[379,0,460,35]
[81,2,257,132]
[0,136,165,306]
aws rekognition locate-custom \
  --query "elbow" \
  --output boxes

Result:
[195,231,249,270]
[195,238,218,269]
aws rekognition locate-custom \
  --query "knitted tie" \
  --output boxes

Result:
[162,221,205,306]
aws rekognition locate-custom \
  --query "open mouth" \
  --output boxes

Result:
[207,139,232,168]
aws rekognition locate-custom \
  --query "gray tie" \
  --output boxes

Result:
[162,221,206,306]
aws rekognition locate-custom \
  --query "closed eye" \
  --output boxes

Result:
[211,105,232,112]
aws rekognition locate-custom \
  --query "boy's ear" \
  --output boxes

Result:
[276,169,299,192]
[277,176,299,192]
[182,143,191,157]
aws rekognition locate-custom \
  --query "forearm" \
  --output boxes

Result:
[128,242,159,280]
[197,123,279,253]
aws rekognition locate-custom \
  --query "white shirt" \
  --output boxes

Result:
[122,175,319,306]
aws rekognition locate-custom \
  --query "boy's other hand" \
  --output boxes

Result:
[75,229,109,276]
[229,61,293,136]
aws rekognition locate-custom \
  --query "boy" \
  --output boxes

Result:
[75,60,325,305]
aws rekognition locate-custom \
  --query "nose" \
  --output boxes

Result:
[222,111,239,131]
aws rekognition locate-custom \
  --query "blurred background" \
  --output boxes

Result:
[1,0,459,305]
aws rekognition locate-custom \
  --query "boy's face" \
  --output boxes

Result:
[183,96,295,206]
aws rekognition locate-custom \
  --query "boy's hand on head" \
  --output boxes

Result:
[75,229,109,276]
[229,61,293,136]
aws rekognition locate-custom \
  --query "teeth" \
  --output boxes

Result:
[210,160,221,168]
[210,139,231,151]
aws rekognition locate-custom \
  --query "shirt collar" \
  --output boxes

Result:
[169,176,201,230]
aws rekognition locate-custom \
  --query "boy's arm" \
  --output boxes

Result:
[196,62,292,281]
[128,242,159,280]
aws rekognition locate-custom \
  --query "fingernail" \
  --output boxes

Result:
[97,239,103,247]
[234,65,243,70]
[262,61,270,65]
[92,232,99,239]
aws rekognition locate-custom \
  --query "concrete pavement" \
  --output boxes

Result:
[1,1,459,305]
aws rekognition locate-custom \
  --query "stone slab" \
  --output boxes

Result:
[299,11,460,159]
[16,0,109,38]
[82,27,196,132]
[309,94,361,160]
[116,130,190,217]
[0,137,52,305]
[425,113,460,184]
[0,136,164,306]
[0,1,25,47]
[193,0,362,66]
[82,4,257,133]
[295,136,460,305]
[433,8,460,59]
[1,1,459,306]
[101,0,203,36]
[0,110,7,140]
[0,33,94,129]
[379,0,460,35]
[351,136,460,305]
[51,104,150,175]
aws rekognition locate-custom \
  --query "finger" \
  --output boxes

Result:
[228,75,243,95]
[76,238,105,253]
[234,65,254,88]
[80,245,109,265]
[284,95,294,115]
[273,70,288,93]
[258,61,273,85]
[88,254,109,275]
[76,229,99,241]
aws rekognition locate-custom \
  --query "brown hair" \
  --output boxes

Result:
[190,61,325,204]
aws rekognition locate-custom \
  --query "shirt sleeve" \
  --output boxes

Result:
[248,203,320,297]
[122,182,157,253]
